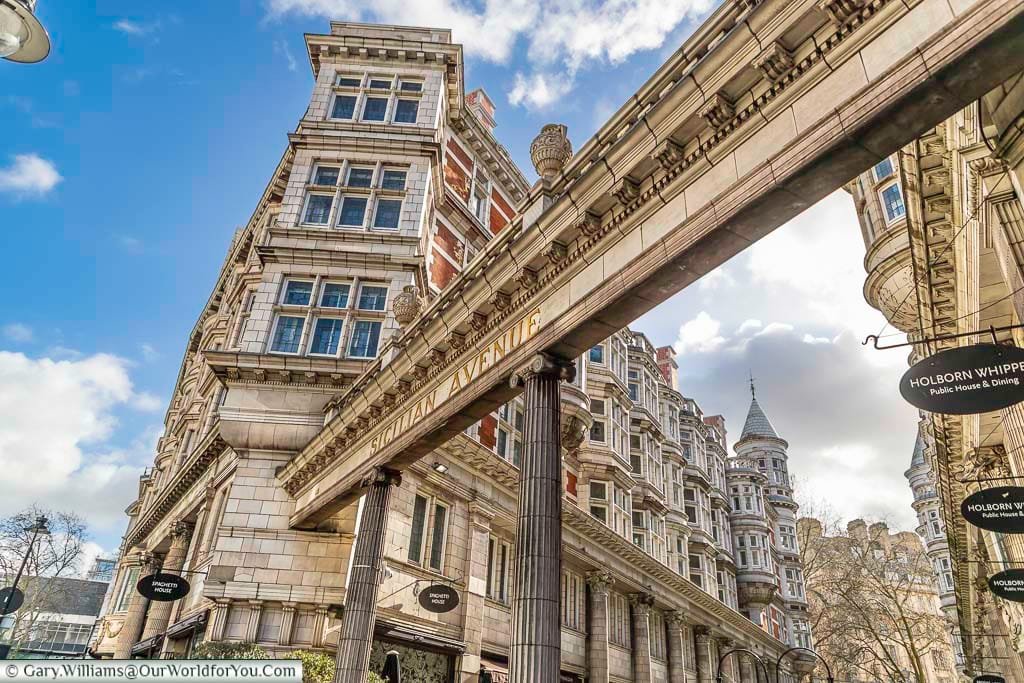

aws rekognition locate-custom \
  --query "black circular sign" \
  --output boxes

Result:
[974,675,1006,683]
[137,573,190,602]
[0,587,24,615]
[417,584,459,614]
[962,487,1024,533]
[900,344,1024,415]
[989,569,1024,602]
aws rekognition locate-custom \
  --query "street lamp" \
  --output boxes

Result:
[0,0,50,63]
[0,515,50,659]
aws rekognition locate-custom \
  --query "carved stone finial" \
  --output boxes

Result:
[392,285,422,327]
[530,124,573,181]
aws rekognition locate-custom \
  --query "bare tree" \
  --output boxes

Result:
[797,515,949,682]
[0,506,89,657]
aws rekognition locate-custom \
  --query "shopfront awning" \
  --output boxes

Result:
[373,622,465,654]
[165,610,207,639]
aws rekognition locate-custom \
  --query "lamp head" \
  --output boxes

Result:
[0,0,50,63]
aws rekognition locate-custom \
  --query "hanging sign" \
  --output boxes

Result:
[417,584,460,613]
[988,569,1024,602]
[899,344,1024,414]
[974,675,1006,683]
[962,487,1024,533]
[137,573,190,602]
[0,587,25,615]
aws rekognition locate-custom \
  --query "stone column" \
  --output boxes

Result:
[508,354,575,683]
[665,611,687,683]
[630,594,655,683]
[278,603,296,647]
[141,521,194,641]
[715,638,735,683]
[113,552,156,658]
[694,626,714,683]
[739,655,759,683]
[312,604,329,648]
[207,598,230,642]
[459,501,494,682]
[333,467,402,683]
[244,600,263,643]
[586,571,613,683]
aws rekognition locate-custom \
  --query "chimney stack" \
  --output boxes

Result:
[466,88,497,132]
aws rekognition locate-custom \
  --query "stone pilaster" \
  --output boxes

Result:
[312,604,329,648]
[665,611,687,683]
[113,552,156,658]
[333,467,402,683]
[245,600,263,643]
[278,603,296,646]
[141,521,194,641]
[694,626,714,683]
[508,354,575,683]
[630,593,655,683]
[586,570,613,683]
[207,598,230,642]
[459,501,494,682]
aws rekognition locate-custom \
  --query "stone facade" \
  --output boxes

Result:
[851,82,1024,679]
[90,20,819,682]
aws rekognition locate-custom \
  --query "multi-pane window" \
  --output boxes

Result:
[628,369,640,402]
[650,611,667,660]
[300,160,409,232]
[589,345,605,364]
[589,480,609,524]
[589,398,607,444]
[268,277,388,360]
[486,536,510,604]
[408,493,449,573]
[560,570,585,631]
[328,73,424,125]
[609,593,631,647]
[880,182,906,222]
[496,400,524,466]
[684,488,700,528]
[786,567,805,599]
[873,156,895,181]
[113,566,140,612]
[689,554,704,588]
[779,524,797,551]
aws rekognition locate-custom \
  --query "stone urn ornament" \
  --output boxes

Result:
[392,285,422,327]
[530,123,572,181]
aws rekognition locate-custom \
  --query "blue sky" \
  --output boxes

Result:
[1,0,918,562]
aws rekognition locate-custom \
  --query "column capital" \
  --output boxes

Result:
[169,519,194,541]
[509,353,575,387]
[360,466,402,489]
[586,569,614,595]
[134,551,157,570]
[665,610,687,629]
[629,593,655,615]
[694,625,713,642]
[281,602,297,612]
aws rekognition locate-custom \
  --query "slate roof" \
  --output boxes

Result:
[7,576,108,617]
[740,396,779,440]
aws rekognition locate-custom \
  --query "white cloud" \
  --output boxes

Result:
[114,19,157,36]
[274,39,298,72]
[3,323,32,343]
[265,0,714,107]
[0,154,61,197]
[0,352,158,531]
[674,312,726,355]
[140,343,159,362]
[698,267,736,291]
[508,71,573,110]
[132,392,162,412]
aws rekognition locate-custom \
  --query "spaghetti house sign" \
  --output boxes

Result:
[900,344,1024,415]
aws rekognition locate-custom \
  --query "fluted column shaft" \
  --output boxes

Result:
[631,594,655,683]
[694,627,714,683]
[141,521,193,641]
[113,553,155,658]
[509,354,574,683]
[665,612,687,683]
[740,656,757,683]
[333,468,402,683]
[586,571,613,683]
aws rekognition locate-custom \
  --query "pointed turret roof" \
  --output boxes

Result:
[740,396,779,440]
[910,430,927,468]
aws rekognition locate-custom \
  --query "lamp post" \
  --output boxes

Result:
[0,0,50,63]
[0,515,50,659]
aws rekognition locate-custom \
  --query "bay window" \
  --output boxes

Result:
[299,159,409,233]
